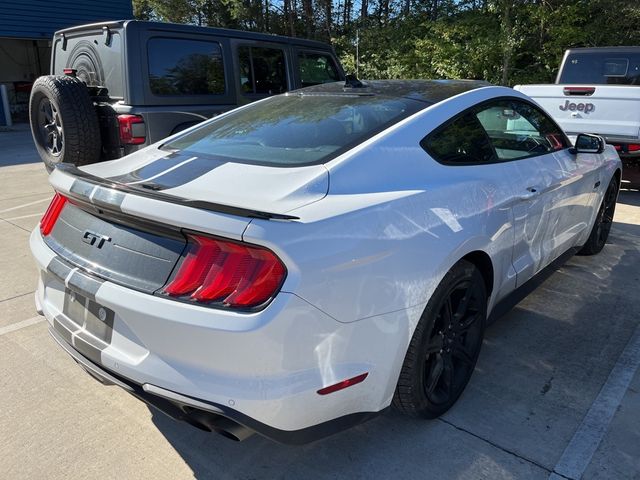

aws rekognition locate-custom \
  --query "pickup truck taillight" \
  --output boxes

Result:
[118,114,146,145]
[613,143,640,153]
[162,234,286,309]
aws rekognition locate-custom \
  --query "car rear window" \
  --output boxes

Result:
[148,38,225,95]
[558,52,640,85]
[162,93,425,166]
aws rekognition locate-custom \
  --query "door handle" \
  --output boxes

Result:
[519,186,541,201]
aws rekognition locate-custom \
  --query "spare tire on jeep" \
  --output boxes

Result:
[29,75,101,172]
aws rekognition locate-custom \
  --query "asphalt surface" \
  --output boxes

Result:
[1,124,639,479]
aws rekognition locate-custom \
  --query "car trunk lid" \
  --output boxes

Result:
[45,154,325,293]
[77,149,330,216]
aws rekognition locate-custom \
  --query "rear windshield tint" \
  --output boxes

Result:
[163,93,425,166]
[558,52,640,85]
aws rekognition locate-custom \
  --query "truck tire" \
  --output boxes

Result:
[29,75,101,172]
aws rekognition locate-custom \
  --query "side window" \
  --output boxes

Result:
[238,46,287,95]
[297,52,341,87]
[422,112,496,165]
[148,38,225,96]
[475,100,569,160]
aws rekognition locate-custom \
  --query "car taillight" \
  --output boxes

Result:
[162,234,286,309]
[118,114,146,145]
[629,144,640,152]
[40,193,67,236]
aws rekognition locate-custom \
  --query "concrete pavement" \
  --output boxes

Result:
[0,126,638,479]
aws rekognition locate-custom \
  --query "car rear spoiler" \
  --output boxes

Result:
[54,164,300,221]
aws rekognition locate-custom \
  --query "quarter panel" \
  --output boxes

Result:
[243,89,522,323]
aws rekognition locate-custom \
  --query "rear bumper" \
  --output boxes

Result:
[48,326,382,444]
[30,228,406,443]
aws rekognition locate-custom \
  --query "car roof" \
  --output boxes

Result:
[55,20,336,50]
[296,79,491,105]
[566,46,640,54]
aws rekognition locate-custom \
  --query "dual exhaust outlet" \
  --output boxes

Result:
[184,407,255,442]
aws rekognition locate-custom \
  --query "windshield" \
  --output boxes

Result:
[558,52,640,85]
[163,92,426,166]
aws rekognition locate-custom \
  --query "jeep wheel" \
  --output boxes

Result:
[29,75,101,172]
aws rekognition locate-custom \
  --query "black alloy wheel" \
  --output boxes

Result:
[422,277,485,407]
[579,176,619,256]
[394,260,487,418]
[37,97,63,158]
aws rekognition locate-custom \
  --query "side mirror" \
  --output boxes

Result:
[570,133,605,154]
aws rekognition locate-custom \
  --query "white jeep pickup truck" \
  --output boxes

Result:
[515,46,640,188]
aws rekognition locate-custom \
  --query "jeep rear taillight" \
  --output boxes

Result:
[40,193,68,236]
[162,234,286,309]
[118,114,146,145]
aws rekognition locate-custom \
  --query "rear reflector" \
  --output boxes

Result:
[317,373,369,395]
[118,114,146,145]
[162,234,286,309]
[40,193,68,236]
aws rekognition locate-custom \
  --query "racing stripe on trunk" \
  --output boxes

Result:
[45,255,104,302]
[69,179,126,212]
[107,153,227,191]
[67,269,103,302]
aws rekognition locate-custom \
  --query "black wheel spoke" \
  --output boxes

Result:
[426,335,443,355]
[454,283,472,320]
[425,356,444,394]
[441,356,454,398]
[452,343,474,366]
[459,312,482,333]
[443,296,453,324]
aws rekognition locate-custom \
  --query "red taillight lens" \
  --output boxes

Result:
[40,193,67,236]
[628,144,640,152]
[118,114,146,145]
[163,234,286,309]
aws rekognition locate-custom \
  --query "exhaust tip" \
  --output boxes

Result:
[184,407,254,441]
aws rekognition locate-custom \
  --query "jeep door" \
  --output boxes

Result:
[230,40,292,105]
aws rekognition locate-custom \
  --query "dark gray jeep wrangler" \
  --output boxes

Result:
[29,20,345,171]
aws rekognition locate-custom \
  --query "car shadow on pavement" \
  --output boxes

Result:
[147,221,640,479]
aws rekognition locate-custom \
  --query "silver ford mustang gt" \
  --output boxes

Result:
[30,80,621,444]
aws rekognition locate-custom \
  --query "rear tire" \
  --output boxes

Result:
[578,177,619,256]
[29,75,101,172]
[393,260,487,418]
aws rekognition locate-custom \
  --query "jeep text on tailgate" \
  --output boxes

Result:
[515,46,640,188]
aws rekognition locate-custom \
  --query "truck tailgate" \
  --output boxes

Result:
[515,84,640,141]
